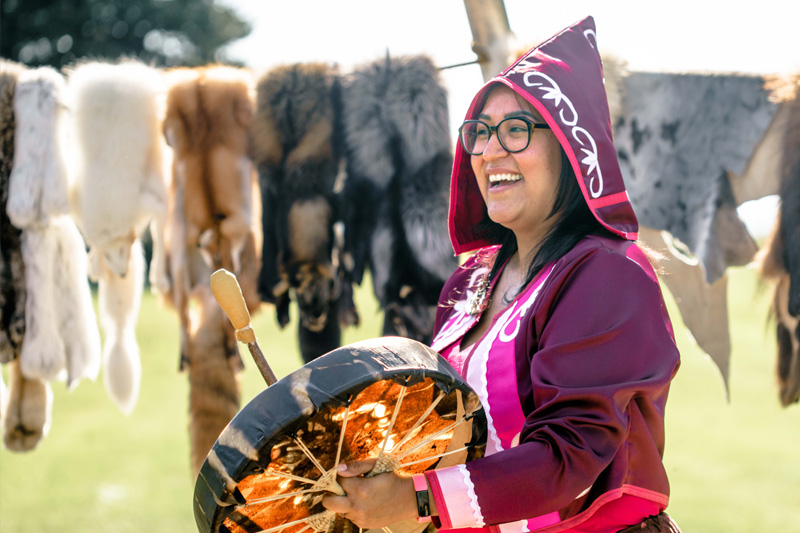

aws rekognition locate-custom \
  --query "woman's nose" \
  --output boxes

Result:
[482,133,507,160]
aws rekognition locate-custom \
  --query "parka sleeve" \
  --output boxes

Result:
[426,247,679,526]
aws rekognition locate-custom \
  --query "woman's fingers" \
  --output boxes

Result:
[320,493,350,515]
[336,458,377,477]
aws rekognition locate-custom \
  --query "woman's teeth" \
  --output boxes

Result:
[489,173,522,187]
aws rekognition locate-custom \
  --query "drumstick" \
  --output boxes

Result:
[210,269,278,386]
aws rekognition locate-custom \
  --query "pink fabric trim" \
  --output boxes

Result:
[588,190,630,209]
[427,465,485,529]
[535,487,668,533]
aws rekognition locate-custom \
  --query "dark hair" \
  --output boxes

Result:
[477,147,613,300]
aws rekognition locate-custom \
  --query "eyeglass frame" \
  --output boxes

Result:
[458,116,551,156]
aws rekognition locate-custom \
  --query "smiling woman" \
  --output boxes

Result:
[319,16,682,533]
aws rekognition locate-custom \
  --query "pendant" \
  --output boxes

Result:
[467,276,490,316]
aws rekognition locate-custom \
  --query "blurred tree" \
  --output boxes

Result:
[0,0,252,68]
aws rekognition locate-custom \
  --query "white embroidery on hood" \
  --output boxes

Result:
[573,127,604,198]
[584,29,597,49]
[521,71,604,198]
[522,71,577,126]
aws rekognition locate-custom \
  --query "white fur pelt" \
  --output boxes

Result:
[8,66,101,388]
[67,60,170,415]
[67,60,169,287]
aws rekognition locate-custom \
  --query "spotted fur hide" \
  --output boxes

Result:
[614,71,774,284]
[0,60,26,365]
[340,54,457,344]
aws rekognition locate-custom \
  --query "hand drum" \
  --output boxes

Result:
[193,336,486,533]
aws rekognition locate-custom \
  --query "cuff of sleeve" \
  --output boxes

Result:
[425,465,485,529]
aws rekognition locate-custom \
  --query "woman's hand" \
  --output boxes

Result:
[321,459,418,529]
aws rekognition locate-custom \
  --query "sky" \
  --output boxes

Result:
[217,0,800,236]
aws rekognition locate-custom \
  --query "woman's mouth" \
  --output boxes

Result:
[489,173,522,188]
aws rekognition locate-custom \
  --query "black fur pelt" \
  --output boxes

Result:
[339,54,457,344]
[251,62,353,363]
[0,60,26,364]
[779,84,800,317]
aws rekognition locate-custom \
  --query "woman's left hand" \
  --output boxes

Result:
[321,458,418,529]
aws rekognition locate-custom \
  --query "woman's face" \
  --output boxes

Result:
[470,86,562,246]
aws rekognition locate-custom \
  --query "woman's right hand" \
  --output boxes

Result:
[321,459,419,529]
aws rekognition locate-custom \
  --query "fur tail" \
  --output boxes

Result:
[99,240,145,416]
[187,285,240,476]
[2,358,52,452]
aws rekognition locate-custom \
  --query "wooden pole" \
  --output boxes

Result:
[462,0,519,81]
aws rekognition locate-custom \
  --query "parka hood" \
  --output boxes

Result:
[449,16,638,255]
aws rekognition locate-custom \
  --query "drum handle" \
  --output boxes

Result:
[210,269,278,386]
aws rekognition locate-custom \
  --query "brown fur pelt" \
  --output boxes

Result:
[160,66,261,472]
[756,74,800,406]
[0,59,27,365]
[162,65,261,369]
[252,62,352,363]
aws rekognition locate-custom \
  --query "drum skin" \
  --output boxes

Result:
[193,337,486,533]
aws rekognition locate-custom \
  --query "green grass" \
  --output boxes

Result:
[1,267,798,532]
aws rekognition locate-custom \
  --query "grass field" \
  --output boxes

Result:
[1,266,798,532]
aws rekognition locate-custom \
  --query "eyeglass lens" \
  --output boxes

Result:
[460,118,531,155]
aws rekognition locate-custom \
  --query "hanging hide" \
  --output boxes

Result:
[0,60,27,366]
[67,60,169,415]
[614,71,773,283]
[8,65,101,387]
[4,66,101,450]
[252,62,350,363]
[756,74,800,406]
[161,66,261,470]
[161,65,260,370]
[340,54,457,344]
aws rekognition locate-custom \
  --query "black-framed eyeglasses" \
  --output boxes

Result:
[458,116,551,155]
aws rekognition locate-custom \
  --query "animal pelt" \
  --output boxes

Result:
[614,71,773,284]
[0,59,27,365]
[65,60,169,415]
[2,358,52,452]
[755,74,800,406]
[339,54,457,344]
[757,215,800,406]
[252,62,351,363]
[773,74,800,317]
[66,60,170,289]
[186,284,241,476]
[161,65,260,371]
[8,66,101,388]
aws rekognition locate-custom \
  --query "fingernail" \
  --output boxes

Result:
[338,463,348,472]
